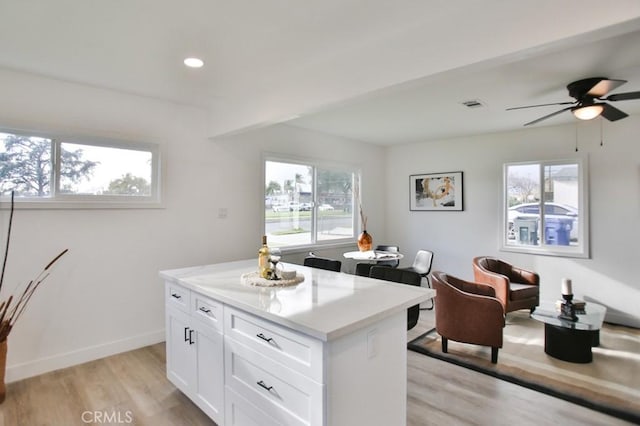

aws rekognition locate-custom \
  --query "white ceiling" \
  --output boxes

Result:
[288,27,640,145]
[2,1,640,144]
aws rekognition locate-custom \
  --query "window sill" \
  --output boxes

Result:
[281,241,356,256]
[500,243,589,259]
[0,199,165,210]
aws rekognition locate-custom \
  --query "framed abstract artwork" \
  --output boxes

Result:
[410,171,463,211]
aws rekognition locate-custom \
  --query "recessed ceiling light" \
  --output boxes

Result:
[184,57,204,68]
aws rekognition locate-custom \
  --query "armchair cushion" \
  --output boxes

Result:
[510,283,539,300]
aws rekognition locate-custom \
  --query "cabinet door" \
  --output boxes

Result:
[226,387,281,426]
[166,308,195,393]
[192,322,224,424]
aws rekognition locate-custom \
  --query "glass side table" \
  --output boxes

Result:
[531,300,607,363]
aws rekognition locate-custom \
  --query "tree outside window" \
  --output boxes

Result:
[1,130,159,205]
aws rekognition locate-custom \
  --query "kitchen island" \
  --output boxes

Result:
[160,259,434,426]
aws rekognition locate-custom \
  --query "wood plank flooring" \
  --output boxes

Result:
[0,311,633,425]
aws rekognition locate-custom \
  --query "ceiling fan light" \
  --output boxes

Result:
[572,104,604,120]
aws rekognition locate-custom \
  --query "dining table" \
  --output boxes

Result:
[343,249,404,262]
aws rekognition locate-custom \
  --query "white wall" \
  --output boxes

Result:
[2,66,636,384]
[217,124,388,274]
[386,116,640,327]
[0,69,385,381]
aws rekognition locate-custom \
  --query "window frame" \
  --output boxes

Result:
[501,157,589,258]
[263,153,359,251]
[0,128,163,209]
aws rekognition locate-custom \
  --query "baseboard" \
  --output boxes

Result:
[5,329,166,383]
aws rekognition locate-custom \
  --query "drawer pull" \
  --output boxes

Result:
[188,329,195,345]
[199,306,212,314]
[256,333,273,343]
[171,293,182,300]
[257,380,273,392]
[184,327,190,342]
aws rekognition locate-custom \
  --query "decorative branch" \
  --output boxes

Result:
[0,191,69,342]
[0,192,15,294]
[354,181,368,231]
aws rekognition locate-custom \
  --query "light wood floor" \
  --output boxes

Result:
[0,311,633,426]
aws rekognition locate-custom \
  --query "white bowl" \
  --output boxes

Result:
[281,270,296,280]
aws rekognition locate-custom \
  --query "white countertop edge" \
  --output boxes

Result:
[160,259,435,342]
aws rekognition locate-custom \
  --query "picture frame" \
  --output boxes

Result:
[410,171,463,211]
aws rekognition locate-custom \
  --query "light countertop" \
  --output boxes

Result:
[160,259,434,341]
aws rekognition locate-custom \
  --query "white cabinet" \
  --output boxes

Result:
[166,308,195,391]
[165,284,224,424]
[161,260,433,426]
[224,306,324,426]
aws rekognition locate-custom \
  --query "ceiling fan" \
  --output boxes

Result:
[507,77,640,126]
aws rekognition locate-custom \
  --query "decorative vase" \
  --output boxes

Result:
[357,230,373,252]
[0,338,6,403]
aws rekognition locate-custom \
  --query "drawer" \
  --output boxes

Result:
[166,282,189,313]
[225,387,281,426]
[225,338,323,426]
[192,292,223,332]
[224,307,323,382]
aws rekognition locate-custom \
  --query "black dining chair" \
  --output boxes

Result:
[303,253,342,272]
[354,245,400,277]
[355,262,392,277]
[369,266,421,330]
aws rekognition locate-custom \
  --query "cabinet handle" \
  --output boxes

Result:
[257,380,273,392]
[184,327,190,342]
[256,333,273,343]
[199,306,212,314]
[171,293,182,300]
[188,329,195,345]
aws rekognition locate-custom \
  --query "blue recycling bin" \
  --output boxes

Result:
[544,217,572,245]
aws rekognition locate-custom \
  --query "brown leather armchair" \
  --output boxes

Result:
[432,271,505,363]
[472,256,539,314]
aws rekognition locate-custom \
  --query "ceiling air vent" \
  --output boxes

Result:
[460,99,485,108]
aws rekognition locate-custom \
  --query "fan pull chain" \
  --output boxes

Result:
[575,123,579,152]
[600,118,604,147]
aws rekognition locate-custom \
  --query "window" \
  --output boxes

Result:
[264,158,357,248]
[503,158,588,258]
[0,129,161,207]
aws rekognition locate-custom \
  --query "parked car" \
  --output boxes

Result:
[508,202,578,241]
[299,202,313,211]
[272,202,295,212]
[318,204,334,211]
[272,202,307,212]
[272,204,287,212]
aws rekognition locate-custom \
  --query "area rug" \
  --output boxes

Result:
[408,311,640,424]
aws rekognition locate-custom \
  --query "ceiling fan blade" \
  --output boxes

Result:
[587,78,626,97]
[604,91,640,102]
[600,103,628,121]
[523,106,572,126]
[506,101,575,111]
